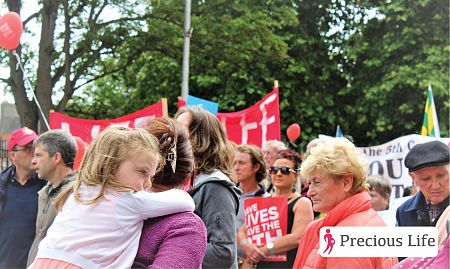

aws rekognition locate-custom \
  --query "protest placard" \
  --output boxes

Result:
[244,197,288,261]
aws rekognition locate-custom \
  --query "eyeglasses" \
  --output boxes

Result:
[12,146,34,153]
[270,166,297,175]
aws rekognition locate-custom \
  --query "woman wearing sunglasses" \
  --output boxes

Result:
[238,149,314,268]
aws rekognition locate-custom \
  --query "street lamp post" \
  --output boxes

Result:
[181,0,192,100]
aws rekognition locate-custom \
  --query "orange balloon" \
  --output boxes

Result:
[287,123,301,141]
[0,12,23,51]
[73,136,87,171]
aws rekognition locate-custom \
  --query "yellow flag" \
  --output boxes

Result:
[421,85,440,137]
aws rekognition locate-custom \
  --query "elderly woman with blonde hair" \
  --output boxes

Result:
[292,138,397,269]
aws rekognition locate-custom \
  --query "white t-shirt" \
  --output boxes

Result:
[36,184,194,269]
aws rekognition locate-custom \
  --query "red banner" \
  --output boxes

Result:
[244,197,288,262]
[179,88,280,147]
[50,99,167,143]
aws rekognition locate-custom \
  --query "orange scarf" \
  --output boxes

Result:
[292,191,372,269]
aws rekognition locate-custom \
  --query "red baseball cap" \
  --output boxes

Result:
[8,127,38,152]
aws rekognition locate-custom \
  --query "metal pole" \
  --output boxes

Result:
[181,0,192,100]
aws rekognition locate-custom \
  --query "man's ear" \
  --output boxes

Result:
[9,150,17,162]
[54,152,63,165]
[253,163,261,173]
[342,175,354,192]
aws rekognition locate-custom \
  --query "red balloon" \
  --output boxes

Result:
[0,12,23,51]
[73,136,88,171]
[287,123,301,141]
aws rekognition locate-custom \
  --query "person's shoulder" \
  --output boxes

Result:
[195,176,237,193]
[0,165,14,180]
[340,208,385,226]
[393,196,412,210]
[396,193,423,212]
[148,212,206,231]
[197,171,231,184]
[291,195,311,206]
[38,182,51,194]
[196,181,238,197]
[173,211,205,226]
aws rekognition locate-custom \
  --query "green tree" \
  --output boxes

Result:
[0,0,167,131]
[68,0,349,149]
[3,0,447,147]
[338,0,449,145]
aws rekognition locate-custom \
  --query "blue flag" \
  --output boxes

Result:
[336,125,344,137]
[186,95,219,115]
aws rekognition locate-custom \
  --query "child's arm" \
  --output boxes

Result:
[133,189,195,220]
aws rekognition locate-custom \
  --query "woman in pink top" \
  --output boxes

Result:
[133,117,207,269]
[292,138,398,269]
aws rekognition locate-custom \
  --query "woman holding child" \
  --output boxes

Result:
[29,125,194,269]
[133,117,207,268]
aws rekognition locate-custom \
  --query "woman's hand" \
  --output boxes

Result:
[257,245,270,257]
[242,242,266,264]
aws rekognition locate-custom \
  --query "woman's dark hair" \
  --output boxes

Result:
[175,107,235,180]
[143,117,194,188]
[274,149,302,171]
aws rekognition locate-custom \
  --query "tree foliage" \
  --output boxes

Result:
[1,0,170,130]
[338,0,449,145]
[1,0,448,147]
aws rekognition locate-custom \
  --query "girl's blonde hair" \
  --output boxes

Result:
[301,138,368,194]
[55,125,160,210]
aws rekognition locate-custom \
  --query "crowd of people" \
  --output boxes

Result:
[0,108,448,269]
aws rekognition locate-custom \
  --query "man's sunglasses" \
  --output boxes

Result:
[12,146,33,153]
[269,166,298,175]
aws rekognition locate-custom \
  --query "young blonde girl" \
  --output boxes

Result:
[29,125,194,269]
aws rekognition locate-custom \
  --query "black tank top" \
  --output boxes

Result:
[257,196,302,269]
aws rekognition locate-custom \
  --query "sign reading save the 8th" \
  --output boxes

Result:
[244,197,288,262]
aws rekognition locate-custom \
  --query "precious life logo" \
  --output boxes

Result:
[319,227,438,257]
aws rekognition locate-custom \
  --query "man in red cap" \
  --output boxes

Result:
[0,127,46,269]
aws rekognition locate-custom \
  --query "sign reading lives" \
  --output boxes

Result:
[244,197,288,261]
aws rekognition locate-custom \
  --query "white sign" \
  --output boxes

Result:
[358,135,450,199]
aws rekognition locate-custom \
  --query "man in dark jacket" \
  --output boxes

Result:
[396,140,449,227]
[0,127,46,269]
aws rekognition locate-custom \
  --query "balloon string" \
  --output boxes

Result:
[12,50,51,131]
[289,140,298,149]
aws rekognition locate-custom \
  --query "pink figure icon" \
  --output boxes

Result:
[323,228,335,254]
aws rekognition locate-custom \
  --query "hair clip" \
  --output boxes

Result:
[165,138,177,173]
[167,152,175,162]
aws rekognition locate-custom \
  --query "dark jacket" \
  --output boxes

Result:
[0,166,45,214]
[0,165,46,269]
[0,166,15,214]
[191,171,242,269]
[396,191,449,226]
